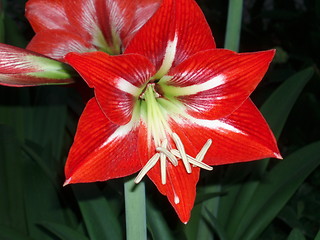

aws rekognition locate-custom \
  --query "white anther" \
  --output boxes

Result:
[134,153,160,184]
[172,133,191,173]
[170,149,213,171]
[156,147,178,166]
[196,139,212,162]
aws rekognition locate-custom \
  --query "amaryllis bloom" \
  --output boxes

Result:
[1,0,161,87]
[26,0,162,60]
[64,0,281,222]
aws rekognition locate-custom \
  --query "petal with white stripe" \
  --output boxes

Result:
[169,99,281,166]
[64,98,142,184]
[65,51,156,125]
[163,49,275,120]
[125,0,215,70]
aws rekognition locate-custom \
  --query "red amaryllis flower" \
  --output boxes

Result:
[26,0,162,60]
[64,0,281,223]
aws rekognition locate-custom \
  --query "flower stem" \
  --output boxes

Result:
[224,0,244,51]
[124,177,147,240]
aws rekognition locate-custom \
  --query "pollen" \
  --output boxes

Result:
[134,133,213,184]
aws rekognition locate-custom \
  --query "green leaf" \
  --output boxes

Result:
[0,225,34,240]
[261,67,314,139]
[0,124,27,233]
[22,150,71,240]
[287,228,306,240]
[203,208,228,240]
[219,67,314,235]
[146,199,175,240]
[314,229,320,240]
[39,221,89,240]
[0,1,4,43]
[233,141,320,240]
[72,184,123,240]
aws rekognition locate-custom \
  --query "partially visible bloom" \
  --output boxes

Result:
[0,0,161,86]
[64,0,281,223]
[0,43,73,86]
[26,0,162,60]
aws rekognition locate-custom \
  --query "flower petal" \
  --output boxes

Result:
[162,49,275,120]
[170,99,281,165]
[96,0,162,48]
[27,30,96,61]
[65,51,156,125]
[138,123,199,223]
[125,0,215,72]
[65,98,141,185]
[26,0,69,33]
[0,43,74,86]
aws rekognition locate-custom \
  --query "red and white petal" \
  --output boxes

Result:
[97,0,162,49]
[0,43,73,86]
[65,51,156,125]
[27,30,95,61]
[125,0,215,72]
[26,0,69,33]
[65,98,141,185]
[138,123,199,223]
[164,49,275,120]
[170,99,281,166]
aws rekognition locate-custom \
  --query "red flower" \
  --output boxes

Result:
[26,0,162,60]
[1,0,161,87]
[64,0,281,223]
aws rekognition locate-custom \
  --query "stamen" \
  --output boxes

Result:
[172,133,191,173]
[196,139,212,162]
[170,149,213,171]
[156,147,178,166]
[134,153,160,184]
[160,139,168,185]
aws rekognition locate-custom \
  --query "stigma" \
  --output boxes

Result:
[134,133,213,185]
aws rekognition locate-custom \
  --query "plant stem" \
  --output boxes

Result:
[224,0,244,51]
[124,177,147,240]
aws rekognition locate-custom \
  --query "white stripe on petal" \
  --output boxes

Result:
[154,33,178,78]
[193,118,246,135]
[99,120,136,149]
[170,74,225,96]
[116,77,141,96]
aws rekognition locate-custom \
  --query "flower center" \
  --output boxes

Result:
[135,83,213,185]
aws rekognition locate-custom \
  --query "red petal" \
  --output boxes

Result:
[65,51,156,125]
[165,49,275,120]
[125,0,215,71]
[96,0,162,48]
[27,30,95,61]
[26,0,69,33]
[138,123,199,223]
[65,98,141,184]
[170,99,281,166]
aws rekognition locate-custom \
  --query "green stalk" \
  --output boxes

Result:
[224,0,243,51]
[124,177,147,240]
